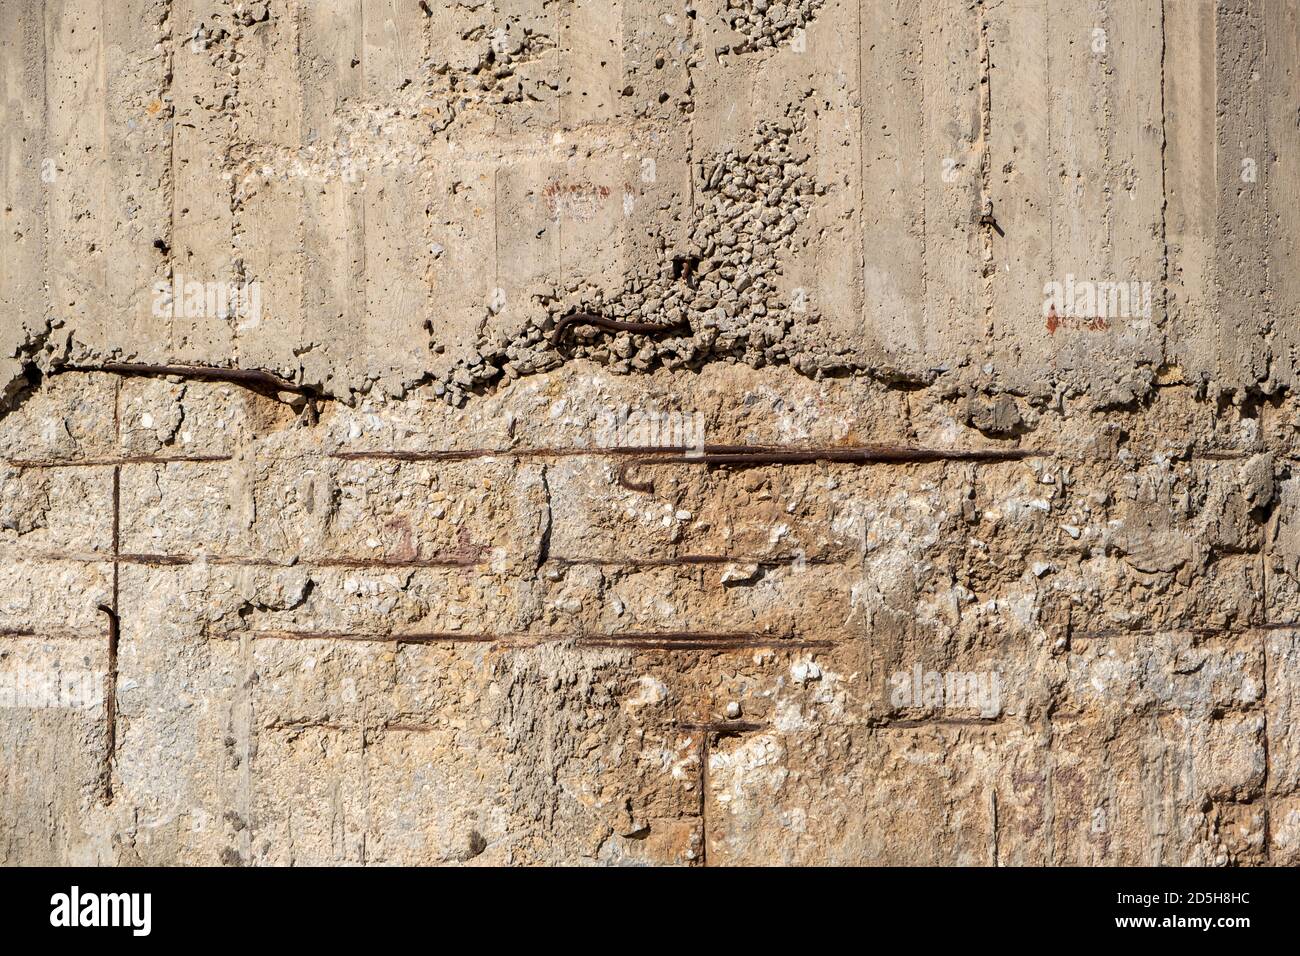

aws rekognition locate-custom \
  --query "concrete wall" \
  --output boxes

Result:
[1,0,1297,864]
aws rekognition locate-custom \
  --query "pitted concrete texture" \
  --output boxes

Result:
[2,1,1299,865]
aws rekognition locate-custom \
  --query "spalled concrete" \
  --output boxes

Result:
[1,0,1298,865]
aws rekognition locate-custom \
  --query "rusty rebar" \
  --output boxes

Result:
[61,361,310,395]
[550,553,835,569]
[101,463,120,803]
[578,632,828,651]
[7,454,232,470]
[330,445,696,462]
[113,552,483,569]
[0,626,104,640]
[877,716,1002,728]
[1068,621,1299,640]
[616,444,1040,492]
[1,547,837,574]
[97,602,119,802]
[233,629,829,651]
[550,311,690,349]
[242,630,505,645]
[680,720,765,736]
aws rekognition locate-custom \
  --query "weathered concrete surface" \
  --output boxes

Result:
[1,0,1297,864]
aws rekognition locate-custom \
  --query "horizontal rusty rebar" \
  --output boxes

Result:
[381,722,441,733]
[550,553,835,569]
[0,625,105,641]
[877,717,1003,729]
[0,548,838,573]
[578,632,829,651]
[242,630,502,644]
[248,444,1268,470]
[616,444,1040,492]
[679,720,765,735]
[5,454,233,469]
[328,444,1039,480]
[584,640,831,650]
[233,629,829,651]
[1069,621,1300,640]
[0,549,478,569]
[115,552,484,569]
[60,361,310,394]
[330,444,701,462]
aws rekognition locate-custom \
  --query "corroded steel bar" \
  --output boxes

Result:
[550,310,690,348]
[616,444,1040,492]
[61,361,310,394]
